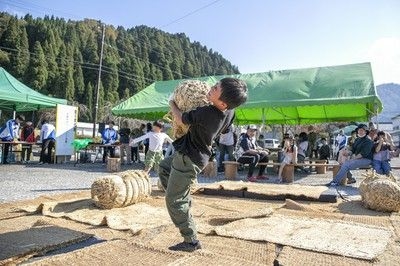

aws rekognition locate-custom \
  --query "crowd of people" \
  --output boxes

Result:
[0,115,56,164]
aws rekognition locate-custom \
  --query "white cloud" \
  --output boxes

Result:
[367,37,400,85]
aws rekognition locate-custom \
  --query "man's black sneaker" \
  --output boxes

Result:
[168,241,202,252]
[347,178,357,184]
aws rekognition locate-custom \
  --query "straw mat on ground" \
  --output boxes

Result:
[213,214,391,260]
[276,246,372,266]
[138,224,275,266]
[199,181,336,202]
[24,240,185,266]
[20,199,170,234]
[0,225,92,264]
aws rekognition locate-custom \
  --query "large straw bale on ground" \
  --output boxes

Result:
[169,80,211,138]
[91,170,151,209]
[359,170,400,212]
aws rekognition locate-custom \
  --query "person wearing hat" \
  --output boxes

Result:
[326,124,373,186]
[101,121,118,163]
[237,124,269,182]
[0,114,25,164]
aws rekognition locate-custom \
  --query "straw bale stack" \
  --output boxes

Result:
[169,80,211,138]
[91,170,151,209]
[359,170,400,212]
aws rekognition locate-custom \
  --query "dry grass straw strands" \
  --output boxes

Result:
[91,170,151,209]
[168,80,211,138]
[359,170,400,212]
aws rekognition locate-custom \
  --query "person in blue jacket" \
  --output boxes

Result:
[0,114,25,164]
[101,121,118,163]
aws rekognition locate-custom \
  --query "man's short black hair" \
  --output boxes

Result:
[219,78,248,109]
[16,115,25,121]
[377,131,385,137]
[153,120,164,128]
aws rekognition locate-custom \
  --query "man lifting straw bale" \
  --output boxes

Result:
[158,78,248,252]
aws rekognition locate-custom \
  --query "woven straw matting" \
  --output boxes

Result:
[26,240,184,266]
[0,225,92,264]
[211,214,391,260]
[200,181,337,202]
[139,224,275,265]
[276,246,372,266]
[20,199,170,234]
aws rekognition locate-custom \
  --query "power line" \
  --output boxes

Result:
[0,45,155,84]
[3,0,222,80]
[160,0,222,28]
[3,0,81,20]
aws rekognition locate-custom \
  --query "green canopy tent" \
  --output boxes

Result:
[0,67,67,112]
[112,62,382,125]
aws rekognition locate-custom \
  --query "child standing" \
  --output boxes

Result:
[130,120,173,174]
[158,78,248,252]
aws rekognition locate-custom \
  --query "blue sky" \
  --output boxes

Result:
[1,0,399,84]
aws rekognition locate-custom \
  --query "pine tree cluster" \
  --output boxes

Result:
[0,12,239,122]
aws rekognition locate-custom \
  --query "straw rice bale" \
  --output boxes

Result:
[169,80,211,138]
[91,170,151,209]
[359,170,400,212]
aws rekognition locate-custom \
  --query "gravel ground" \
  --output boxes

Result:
[1,157,399,203]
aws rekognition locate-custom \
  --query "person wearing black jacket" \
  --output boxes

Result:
[118,123,131,165]
[326,124,373,186]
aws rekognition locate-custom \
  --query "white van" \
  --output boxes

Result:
[264,138,280,148]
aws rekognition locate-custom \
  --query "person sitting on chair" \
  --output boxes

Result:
[326,124,373,186]
[237,125,269,182]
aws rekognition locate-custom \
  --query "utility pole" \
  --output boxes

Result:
[92,24,105,138]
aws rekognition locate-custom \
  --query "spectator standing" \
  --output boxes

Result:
[101,121,118,163]
[20,121,35,163]
[39,119,56,164]
[0,115,24,164]
[118,122,131,165]
[334,130,347,160]
[130,120,173,174]
[130,123,145,163]
[217,125,236,172]
[143,122,152,155]
[307,126,318,158]
[237,125,269,182]
[372,131,396,175]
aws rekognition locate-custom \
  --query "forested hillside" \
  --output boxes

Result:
[0,12,239,121]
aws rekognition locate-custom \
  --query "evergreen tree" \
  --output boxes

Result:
[27,41,48,92]
[0,12,240,122]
